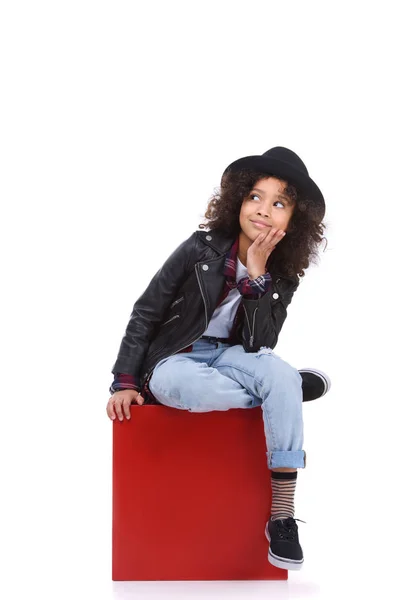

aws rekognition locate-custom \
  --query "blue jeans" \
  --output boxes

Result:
[149,338,306,469]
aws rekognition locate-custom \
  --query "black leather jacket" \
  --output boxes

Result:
[111,229,300,390]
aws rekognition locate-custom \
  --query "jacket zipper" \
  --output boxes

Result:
[160,314,180,327]
[243,303,258,348]
[170,296,184,308]
[251,306,258,347]
[195,262,209,332]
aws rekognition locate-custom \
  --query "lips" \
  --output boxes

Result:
[251,220,271,228]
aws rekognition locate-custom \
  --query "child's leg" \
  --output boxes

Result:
[270,469,297,520]
[211,345,304,522]
[148,340,256,411]
[212,345,306,472]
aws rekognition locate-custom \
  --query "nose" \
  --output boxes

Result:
[257,207,270,218]
[256,199,271,218]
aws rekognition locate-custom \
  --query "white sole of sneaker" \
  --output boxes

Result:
[298,367,331,396]
[265,525,304,571]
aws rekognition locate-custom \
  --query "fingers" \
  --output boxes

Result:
[106,398,116,421]
[123,397,132,420]
[107,392,143,422]
[268,227,286,239]
[114,397,126,421]
[135,393,144,405]
[258,228,285,243]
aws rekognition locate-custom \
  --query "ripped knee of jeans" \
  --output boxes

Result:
[256,346,274,357]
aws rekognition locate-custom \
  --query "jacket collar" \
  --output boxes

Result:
[196,229,299,284]
[196,229,236,255]
[195,229,239,281]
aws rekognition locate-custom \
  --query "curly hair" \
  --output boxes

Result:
[198,169,328,279]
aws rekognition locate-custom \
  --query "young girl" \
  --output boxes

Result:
[106,146,330,571]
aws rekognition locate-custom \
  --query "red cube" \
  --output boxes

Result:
[112,404,287,580]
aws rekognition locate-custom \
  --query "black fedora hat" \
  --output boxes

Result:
[222,146,325,221]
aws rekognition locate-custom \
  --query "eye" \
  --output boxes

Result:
[249,194,285,208]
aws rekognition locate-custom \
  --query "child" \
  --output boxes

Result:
[106,146,330,571]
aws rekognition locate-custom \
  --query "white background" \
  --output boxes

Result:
[1,1,399,598]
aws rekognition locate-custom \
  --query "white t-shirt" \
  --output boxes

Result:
[202,256,248,338]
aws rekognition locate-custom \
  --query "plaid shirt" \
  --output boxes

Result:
[110,234,272,396]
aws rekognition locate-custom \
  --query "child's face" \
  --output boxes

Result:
[239,176,295,241]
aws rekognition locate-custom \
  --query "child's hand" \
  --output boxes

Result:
[106,389,144,421]
[246,228,286,277]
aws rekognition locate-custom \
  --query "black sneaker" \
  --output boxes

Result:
[265,517,305,570]
[299,367,331,402]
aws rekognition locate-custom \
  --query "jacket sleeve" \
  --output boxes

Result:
[241,277,299,351]
[110,231,198,380]
[109,373,141,395]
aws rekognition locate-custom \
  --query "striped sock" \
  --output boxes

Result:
[270,471,297,521]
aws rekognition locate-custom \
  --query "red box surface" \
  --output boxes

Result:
[112,404,287,580]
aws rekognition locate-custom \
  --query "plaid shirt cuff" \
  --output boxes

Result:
[241,273,272,297]
[109,372,141,395]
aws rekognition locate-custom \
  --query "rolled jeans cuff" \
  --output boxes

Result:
[266,450,306,469]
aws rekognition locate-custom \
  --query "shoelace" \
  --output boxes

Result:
[274,517,306,540]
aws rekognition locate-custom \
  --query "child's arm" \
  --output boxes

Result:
[111,231,198,384]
